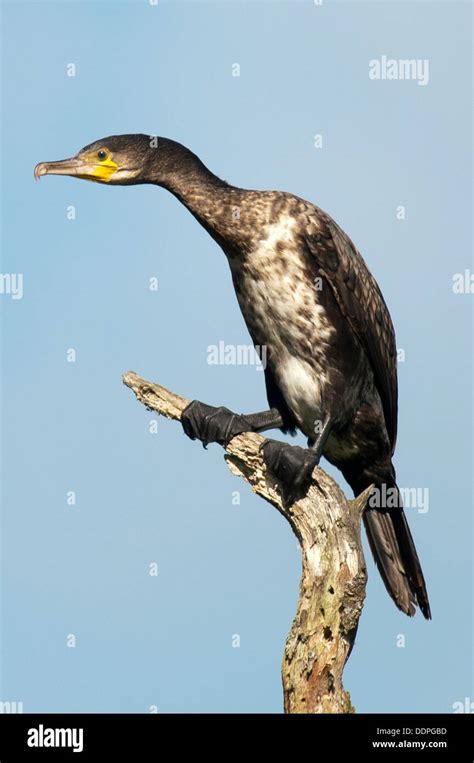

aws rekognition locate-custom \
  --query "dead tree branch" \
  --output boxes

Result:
[122,370,371,713]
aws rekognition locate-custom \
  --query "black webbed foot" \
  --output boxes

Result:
[181,400,251,448]
[262,440,320,507]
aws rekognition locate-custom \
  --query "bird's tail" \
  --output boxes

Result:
[344,465,431,619]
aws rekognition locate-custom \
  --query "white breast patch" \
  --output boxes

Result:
[232,215,335,437]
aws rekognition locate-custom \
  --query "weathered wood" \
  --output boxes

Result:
[123,370,371,713]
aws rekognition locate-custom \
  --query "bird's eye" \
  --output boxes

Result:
[97,149,108,161]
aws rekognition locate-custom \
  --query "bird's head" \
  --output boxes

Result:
[34,134,180,186]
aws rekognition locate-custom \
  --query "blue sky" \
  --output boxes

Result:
[1,0,472,713]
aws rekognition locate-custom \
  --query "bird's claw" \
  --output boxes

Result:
[262,440,320,507]
[181,400,251,448]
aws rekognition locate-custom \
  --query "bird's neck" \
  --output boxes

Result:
[169,179,248,251]
[150,146,250,251]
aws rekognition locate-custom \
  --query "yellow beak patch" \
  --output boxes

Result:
[91,157,119,182]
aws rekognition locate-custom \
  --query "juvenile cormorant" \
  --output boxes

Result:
[35,135,431,618]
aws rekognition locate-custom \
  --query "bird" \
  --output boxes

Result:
[35,134,431,619]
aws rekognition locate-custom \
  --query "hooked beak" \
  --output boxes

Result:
[34,157,89,181]
[34,154,119,183]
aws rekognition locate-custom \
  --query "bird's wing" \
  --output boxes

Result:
[302,208,398,451]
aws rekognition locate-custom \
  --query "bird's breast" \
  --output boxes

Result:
[231,215,333,357]
[229,215,338,433]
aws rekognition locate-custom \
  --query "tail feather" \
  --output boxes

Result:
[364,505,431,619]
[345,467,431,619]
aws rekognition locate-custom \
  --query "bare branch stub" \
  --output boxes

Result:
[123,370,371,713]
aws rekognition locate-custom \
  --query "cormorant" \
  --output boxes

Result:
[35,135,431,619]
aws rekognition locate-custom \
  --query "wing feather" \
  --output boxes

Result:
[302,210,398,451]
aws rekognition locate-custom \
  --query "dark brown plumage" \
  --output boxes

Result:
[34,135,431,618]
